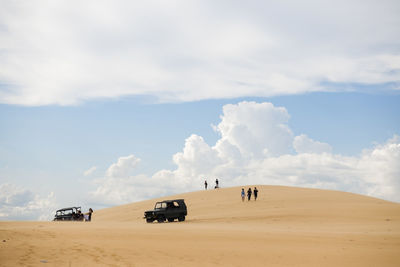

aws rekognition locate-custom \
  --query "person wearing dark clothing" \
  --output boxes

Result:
[205,180,208,190]
[247,188,252,201]
[215,179,219,189]
[88,208,93,221]
[77,210,83,221]
[254,187,258,201]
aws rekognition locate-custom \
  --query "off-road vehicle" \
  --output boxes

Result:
[53,207,84,221]
[144,199,187,223]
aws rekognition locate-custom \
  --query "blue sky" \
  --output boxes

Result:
[1,0,399,220]
[2,92,398,180]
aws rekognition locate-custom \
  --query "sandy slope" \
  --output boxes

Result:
[1,185,399,266]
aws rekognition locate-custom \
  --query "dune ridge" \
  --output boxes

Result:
[1,185,399,266]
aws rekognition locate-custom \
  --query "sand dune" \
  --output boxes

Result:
[1,185,400,266]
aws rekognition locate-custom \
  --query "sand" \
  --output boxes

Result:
[1,185,400,266]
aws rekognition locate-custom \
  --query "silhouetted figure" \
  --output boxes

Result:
[241,188,245,202]
[215,179,219,189]
[88,208,93,221]
[205,180,208,190]
[247,188,252,201]
[254,187,258,201]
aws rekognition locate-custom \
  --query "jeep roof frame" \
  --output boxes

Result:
[56,207,81,212]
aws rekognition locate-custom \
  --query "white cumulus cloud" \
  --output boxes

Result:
[215,102,293,158]
[0,183,56,220]
[356,136,400,201]
[90,155,158,206]
[293,134,333,154]
[84,166,97,177]
[106,155,141,177]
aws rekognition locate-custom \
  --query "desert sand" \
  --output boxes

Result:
[1,185,400,266]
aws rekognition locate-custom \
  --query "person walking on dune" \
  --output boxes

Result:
[254,187,258,201]
[204,180,208,190]
[241,188,245,202]
[215,178,219,189]
[247,188,252,201]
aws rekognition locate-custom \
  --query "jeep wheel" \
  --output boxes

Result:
[168,218,174,222]
[178,215,185,222]
[157,216,165,223]
[146,219,153,223]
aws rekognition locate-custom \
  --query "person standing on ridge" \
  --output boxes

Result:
[204,180,208,190]
[254,187,258,201]
[247,188,252,201]
[215,178,219,189]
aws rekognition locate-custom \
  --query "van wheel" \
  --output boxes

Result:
[178,215,185,222]
[157,216,165,223]
[168,218,174,222]
[146,219,153,223]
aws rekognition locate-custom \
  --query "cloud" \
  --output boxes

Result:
[90,173,157,207]
[89,101,400,206]
[0,183,56,220]
[0,1,399,106]
[356,136,400,200]
[105,155,141,177]
[84,166,97,176]
[90,155,157,206]
[293,134,332,154]
[215,102,293,158]
[173,134,221,177]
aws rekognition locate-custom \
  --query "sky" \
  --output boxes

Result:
[0,0,399,220]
